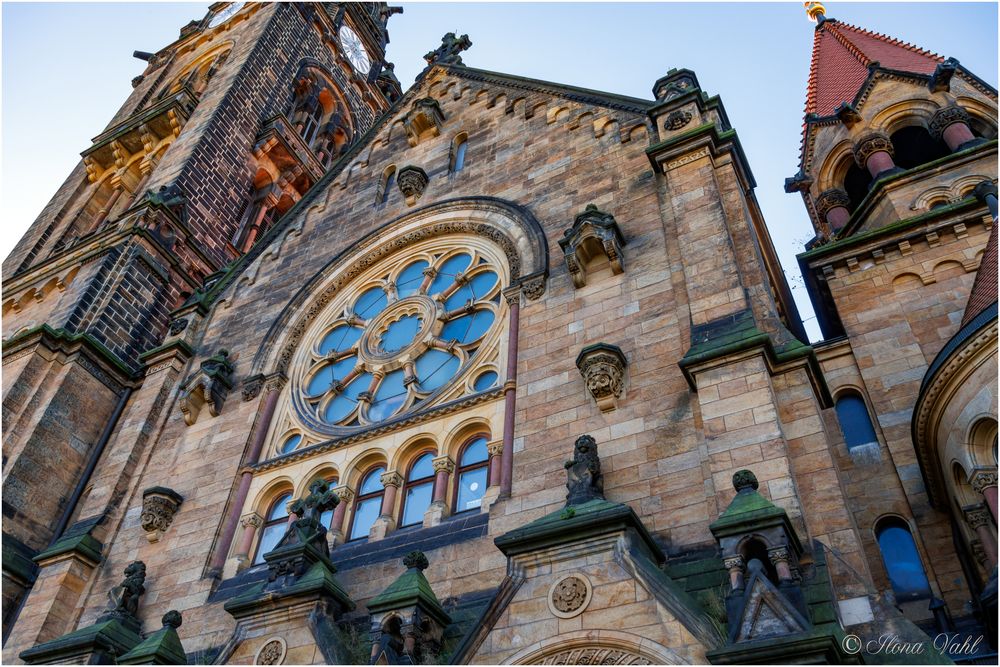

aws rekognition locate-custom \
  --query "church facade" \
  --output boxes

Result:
[1,3,996,664]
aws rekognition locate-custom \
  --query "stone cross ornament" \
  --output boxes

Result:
[564,435,605,505]
[424,32,472,66]
[281,478,340,551]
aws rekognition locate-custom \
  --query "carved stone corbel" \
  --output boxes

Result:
[403,98,446,147]
[575,343,627,412]
[397,165,429,206]
[558,204,626,288]
[178,349,235,425]
[141,487,184,543]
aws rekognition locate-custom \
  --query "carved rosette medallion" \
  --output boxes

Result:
[852,132,894,168]
[547,573,593,618]
[576,343,628,412]
[254,637,286,665]
[140,487,184,543]
[397,165,429,206]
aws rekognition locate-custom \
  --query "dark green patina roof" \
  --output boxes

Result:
[117,618,187,665]
[367,565,450,628]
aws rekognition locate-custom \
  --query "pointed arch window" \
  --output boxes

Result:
[253,492,292,565]
[349,466,385,540]
[400,452,435,527]
[455,436,489,513]
[834,391,879,451]
[875,517,932,601]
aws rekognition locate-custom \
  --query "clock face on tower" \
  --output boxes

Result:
[339,25,371,75]
[207,2,245,28]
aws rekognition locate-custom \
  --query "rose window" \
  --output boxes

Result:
[295,247,504,431]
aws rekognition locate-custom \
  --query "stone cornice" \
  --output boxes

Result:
[2,324,136,391]
[645,122,757,191]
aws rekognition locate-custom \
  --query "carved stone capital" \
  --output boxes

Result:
[965,506,991,529]
[723,555,745,572]
[971,470,999,494]
[853,132,894,167]
[240,513,264,529]
[380,471,404,488]
[558,204,626,288]
[815,189,851,220]
[486,440,504,457]
[576,343,627,412]
[519,272,546,301]
[332,485,355,505]
[767,547,790,564]
[242,375,265,402]
[263,373,288,394]
[141,487,184,543]
[928,105,972,141]
[502,285,521,305]
[431,455,455,474]
[397,165,429,206]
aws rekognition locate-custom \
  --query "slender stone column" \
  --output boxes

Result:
[500,288,521,498]
[971,471,999,523]
[815,189,852,233]
[329,486,353,547]
[929,106,980,152]
[853,132,898,179]
[487,440,503,487]
[234,513,263,565]
[724,555,745,590]
[768,547,794,583]
[209,374,285,575]
[965,506,997,569]
[431,456,455,504]
[379,471,403,518]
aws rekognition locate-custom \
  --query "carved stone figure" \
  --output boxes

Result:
[397,165,429,206]
[424,32,472,67]
[576,343,627,412]
[178,349,235,425]
[564,434,605,505]
[664,109,693,131]
[99,561,147,630]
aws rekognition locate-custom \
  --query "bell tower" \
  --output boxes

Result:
[789,3,997,630]
[1,2,402,643]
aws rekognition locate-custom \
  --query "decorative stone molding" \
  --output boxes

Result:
[537,647,651,665]
[547,573,593,618]
[380,471,404,488]
[397,165,429,206]
[520,272,546,300]
[971,540,987,567]
[140,487,184,543]
[971,470,998,494]
[576,343,627,412]
[168,318,188,335]
[853,132,894,168]
[178,349,234,425]
[929,105,972,141]
[559,204,626,288]
[431,455,455,474]
[834,102,862,127]
[664,109,693,131]
[254,637,286,665]
[263,373,288,394]
[965,506,991,529]
[240,513,263,530]
[241,375,264,402]
[814,189,851,220]
[652,68,699,102]
[403,98,446,147]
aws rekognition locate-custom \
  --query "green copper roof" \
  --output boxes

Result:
[117,618,186,665]
[19,619,141,664]
[709,486,790,539]
[367,566,451,628]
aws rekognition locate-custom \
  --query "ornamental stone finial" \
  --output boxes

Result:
[424,32,472,67]
[733,469,759,493]
[162,610,182,629]
[564,435,604,505]
[403,550,429,571]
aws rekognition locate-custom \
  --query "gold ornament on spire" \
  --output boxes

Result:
[805,2,827,22]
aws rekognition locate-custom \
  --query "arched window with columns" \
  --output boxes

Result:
[400,452,435,527]
[253,492,292,565]
[454,436,489,514]
[350,466,386,540]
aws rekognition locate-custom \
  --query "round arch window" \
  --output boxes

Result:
[291,239,508,434]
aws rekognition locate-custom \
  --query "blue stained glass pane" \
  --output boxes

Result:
[456,467,487,512]
[368,370,407,421]
[319,325,363,355]
[360,466,386,494]
[324,372,372,423]
[350,496,382,540]
[254,523,286,564]
[379,315,422,353]
[415,349,460,392]
[454,140,467,171]
[429,253,472,295]
[306,356,357,396]
[401,482,432,527]
[441,310,495,344]
[280,434,302,454]
[354,287,388,318]
[877,523,931,600]
[409,453,435,480]
[835,394,879,450]
[445,271,498,309]
[461,437,489,465]
[396,260,429,298]
[321,508,334,529]
[473,371,498,392]
[268,493,292,520]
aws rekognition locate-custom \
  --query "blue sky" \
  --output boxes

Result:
[3,2,997,340]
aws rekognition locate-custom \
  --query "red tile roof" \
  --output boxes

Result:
[962,222,998,326]
[805,19,944,117]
